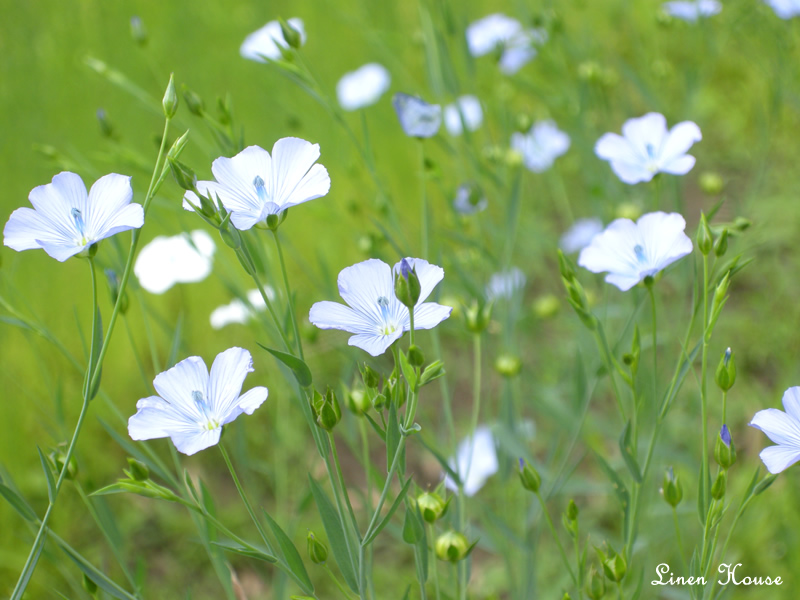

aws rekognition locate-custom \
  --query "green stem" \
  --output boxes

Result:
[362,436,407,544]
[647,282,658,405]
[240,244,293,353]
[328,431,361,542]
[593,324,627,422]
[700,254,711,513]
[218,444,274,554]
[359,419,373,514]
[429,523,441,600]
[272,229,304,359]
[535,491,577,585]
[672,507,688,574]
[325,564,358,599]
[722,390,728,425]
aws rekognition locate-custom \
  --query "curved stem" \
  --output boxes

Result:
[272,229,304,359]
[700,254,711,512]
[534,491,577,585]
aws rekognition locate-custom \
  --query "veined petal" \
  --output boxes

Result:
[578,218,642,277]
[337,259,394,325]
[224,386,269,422]
[208,347,255,419]
[4,207,63,252]
[604,272,643,292]
[759,445,800,474]
[270,137,323,207]
[86,174,138,238]
[621,113,667,160]
[783,387,800,421]
[309,301,376,334]
[348,330,403,357]
[29,172,88,232]
[412,302,452,330]
[281,163,330,209]
[39,241,86,262]
[128,396,194,440]
[171,429,222,456]
[595,133,637,164]
[636,212,692,271]
[392,93,442,138]
[153,356,209,413]
[211,147,270,213]
[750,408,800,446]
[659,121,702,165]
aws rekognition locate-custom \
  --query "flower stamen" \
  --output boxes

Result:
[192,390,220,430]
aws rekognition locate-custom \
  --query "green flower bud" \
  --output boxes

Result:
[532,294,560,319]
[168,158,197,192]
[126,458,150,482]
[307,531,328,565]
[714,228,728,257]
[615,202,641,221]
[518,458,541,493]
[217,93,233,126]
[419,360,446,386]
[715,348,736,392]
[346,388,371,415]
[279,18,303,49]
[711,470,727,500]
[49,445,78,481]
[395,259,421,309]
[219,220,242,250]
[129,16,148,47]
[566,499,579,521]
[162,73,178,119]
[311,388,341,431]
[434,530,474,562]
[372,392,387,411]
[182,85,205,116]
[408,345,425,368]
[597,545,626,582]
[714,425,737,469]
[733,216,752,232]
[699,172,724,196]
[361,364,380,389]
[557,249,575,282]
[494,354,522,378]
[416,491,448,523]
[464,300,492,333]
[504,148,524,168]
[696,213,713,256]
[515,113,532,132]
[661,466,683,507]
[265,209,289,231]
[587,567,606,599]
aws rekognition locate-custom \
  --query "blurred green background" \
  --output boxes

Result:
[3,0,800,597]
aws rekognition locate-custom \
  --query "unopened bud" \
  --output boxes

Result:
[566,499,579,521]
[696,213,713,255]
[416,491,448,523]
[711,470,727,499]
[182,86,204,116]
[464,300,492,333]
[408,345,425,368]
[279,18,302,49]
[162,74,178,119]
[105,269,129,315]
[494,354,522,378]
[715,348,736,391]
[169,158,197,191]
[518,458,541,493]
[434,530,474,562]
[533,294,560,319]
[699,172,724,196]
[346,388,370,415]
[361,364,380,389]
[419,360,445,386]
[126,458,150,482]
[714,425,737,469]
[714,228,729,257]
[395,259,421,309]
[587,567,606,599]
[307,531,328,564]
[312,388,341,431]
[661,466,683,507]
[96,109,114,138]
[598,546,626,582]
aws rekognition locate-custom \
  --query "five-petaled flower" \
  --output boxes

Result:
[466,14,547,75]
[444,426,499,496]
[392,93,442,138]
[764,0,800,19]
[486,267,526,301]
[595,113,702,184]
[128,347,268,455]
[240,18,306,62]
[4,171,143,262]
[749,387,800,473]
[134,230,216,294]
[578,211,693,291]
[663,0,721,22]
[309,258,452,356]
[183,139,331,230]
[511,121,571,173]
[444,96,483,136]
[337,63,391,111]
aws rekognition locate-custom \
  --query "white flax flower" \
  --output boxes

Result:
[511,121,571,172]
[240,18,305,62]
[337,63,391,111]
[750,387,800,473]
[134,230,215,294]
[444,426,499,496]
[444,96,483,136]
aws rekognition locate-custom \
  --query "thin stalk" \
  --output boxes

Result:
[722,391,728,425]
[700,254,711,512]
[647,283,658,404]
[672,507,688,574]
[272,229,304,359]
[240,244,293,353]
[429,523,441,600]
[359,418,373,513]
[419,140,429,257]
[325,563,358,599]
[534,491,577,585]
[362,436,408,543]
[328,431,361,542]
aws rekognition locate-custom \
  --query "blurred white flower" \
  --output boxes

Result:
[444,426,498,496]
[4,172,143,262]
[392,93,442,138]
[134,230,215,294]
[240,18,305,62]
[595,113,702,184]
[511,121,571,172]
[487,267,526,300]
[764,0,800,19]
[444,95,483,136]
[337,63,391,111]
[750,387,800,473]
[309,258,451,356]
[210,288,275,329]
[560,218,603,254]
[578,211,692,291]
[466,14,547,75]
[184,139,330,230]
[453,183,488,215]
[128,347,268,455]
[663,0,721,21]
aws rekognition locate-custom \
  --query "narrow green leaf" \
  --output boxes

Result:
[37,447,56,503]
[61,544,137,600]
[0,482,37,522]
[592,451,629,513]
[308,476,359,593]
[211,540,277,563]
[398,350,417,391]
[258,343,312,388]
[363,477,412,546]
[618,422,642,483]
[363,413,386,441]
[262,509,314,594]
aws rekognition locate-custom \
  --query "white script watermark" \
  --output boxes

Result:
[651,563,782,586]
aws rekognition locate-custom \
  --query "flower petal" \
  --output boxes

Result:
[659,121,702,165]
[208,347,255,420]
[660,155,696,176]
[412,302,452,330]
[750,408,800,446]
[621,113,667,160]
[29,172,88,233]
[609,160,655,184]
[594,133,637,164]
[240,18,305,62]
[636,212,692,272]
[86,174,141,239]
[309,301,375,334]
[282,163,331,209]
[783,386,800,421]
[3,207,61,252]
[444,95,483,136]
[578,218,641,277]
[270,137,325,207]
[211,146,271,211]
[153,356,209,413]
[445,426,498,496]
[337,63,391,111]
[337,259,394,325]
[759,445,800,474]
[128,396,194,440]
[499,45,535,75]
[170,429,222,456]
[348,330,403,357]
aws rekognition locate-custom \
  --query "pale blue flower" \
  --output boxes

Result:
[128,347,268,455]
[392,93,442,138]
[240,18,305,62]
[337,63,391,111]
[466,14,547,75]
[511,121,571,172]
[578,211,692,291]
[560,218,603,254]
[663,0,721,22]
[309,258,452,356]
[444,96,483,136]
[210,288,274,329]
[486,267,526,300]
[183,139,330,230]
[750,387,800,473]
[4,172,143,262]
[765,0,800,18]
[444,426,498,496]
[134,230,215,294]
[595,113,702,184]
[453,183,488,215]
